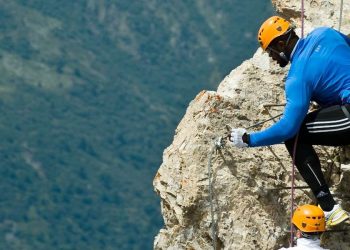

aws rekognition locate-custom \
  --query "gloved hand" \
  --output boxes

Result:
[229,128,248,148]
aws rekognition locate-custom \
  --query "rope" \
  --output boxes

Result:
[301,0,305,38]
[246,113,283,129]
[289,0,305,246]
[207,137,224,250]
[208,143,217,250]
[290,133,299,247]
[339,0,344,31]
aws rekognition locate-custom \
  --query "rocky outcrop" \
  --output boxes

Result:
[154,1,350,249]
[272,0,350,34]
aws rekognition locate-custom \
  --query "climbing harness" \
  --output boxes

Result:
[341,105,350,120]
[207,137,225,250]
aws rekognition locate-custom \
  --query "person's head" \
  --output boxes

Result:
[292,204,325,239]
[257,16,299,67]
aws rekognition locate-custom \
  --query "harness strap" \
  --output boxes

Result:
[341,105,350,120]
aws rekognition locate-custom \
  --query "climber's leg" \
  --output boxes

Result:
[285,139,335,211]
[285,104,350,213]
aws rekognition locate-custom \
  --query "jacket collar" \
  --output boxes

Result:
[296,237,323,248]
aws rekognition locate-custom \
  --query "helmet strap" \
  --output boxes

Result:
[267,47,289,63]
[268,29,293,63]
[301,231,321,239]
[279,29,293,62]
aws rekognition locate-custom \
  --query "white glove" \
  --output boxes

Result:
[230,128,248,148]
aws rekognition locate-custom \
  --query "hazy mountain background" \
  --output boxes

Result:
[0,1,273,249]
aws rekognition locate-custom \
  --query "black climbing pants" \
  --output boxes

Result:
[285,104,350,211]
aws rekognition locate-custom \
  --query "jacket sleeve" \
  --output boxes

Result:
[248,75,311,147]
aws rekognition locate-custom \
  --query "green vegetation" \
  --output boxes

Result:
[0,1,273,249]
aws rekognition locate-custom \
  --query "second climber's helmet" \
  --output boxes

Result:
[292,204,326,233]
[257,16,291,50]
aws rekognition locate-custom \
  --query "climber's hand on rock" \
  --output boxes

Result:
[229,128,248,148]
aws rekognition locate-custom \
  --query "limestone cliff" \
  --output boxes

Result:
[153,1,350,249]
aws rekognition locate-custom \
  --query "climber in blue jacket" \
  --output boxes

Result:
[230,16,350,226]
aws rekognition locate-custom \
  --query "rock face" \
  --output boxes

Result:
[153,1,350,249]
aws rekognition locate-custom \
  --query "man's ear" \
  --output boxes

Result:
[296,230,302,238]
[277,40,286,50]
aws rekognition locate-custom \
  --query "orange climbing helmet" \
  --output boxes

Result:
[292,204,326,233]
[258,16,292,50]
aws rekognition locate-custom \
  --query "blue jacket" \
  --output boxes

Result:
[250,27,350,147]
